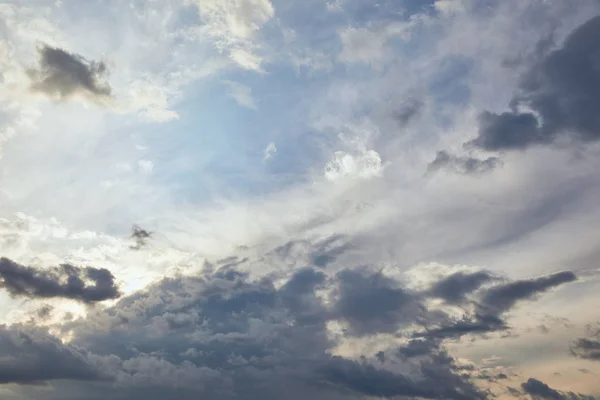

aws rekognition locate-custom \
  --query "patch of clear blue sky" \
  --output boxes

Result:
[126,0,476,206]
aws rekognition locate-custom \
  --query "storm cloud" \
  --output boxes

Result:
[0,257,121,303]
[27,44,112,100]
[468,16,600,151]
[0,325,102,384]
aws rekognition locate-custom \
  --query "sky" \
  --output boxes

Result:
[1,0,600,399]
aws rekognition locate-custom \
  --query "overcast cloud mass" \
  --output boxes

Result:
[0,0,600,399]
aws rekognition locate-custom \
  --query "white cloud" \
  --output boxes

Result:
[186,0,275,71]
[324,149,383,182]
[137,160,154,174]
[434,0,472,16]
[223,80,257,110]
[338,21,415,65]
[263,142,276,160]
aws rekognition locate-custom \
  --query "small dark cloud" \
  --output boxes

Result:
[0,325,102,384]
[130,225,152,250]
[520,378,595,400]
[0,257,121,303]
[468,16,600,151]
[395,98,423,125]
[571,335,600,361]
[538,324,550,334]
[427,151,502,175]
[36,304,54,320]
[27,44,112,101]
[521,378,565,400]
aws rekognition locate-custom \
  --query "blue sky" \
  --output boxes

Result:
[1,0,600,399]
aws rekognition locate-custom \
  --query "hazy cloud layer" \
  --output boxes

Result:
[0,257,120,303]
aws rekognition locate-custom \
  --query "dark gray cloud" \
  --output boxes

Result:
[272,235,352,269]
[27,44,111,100]
[331,268,427,336]
[571,326,600,361]
[0,325,102,384]
[427,151,502,175]
[0,257,121,303]
[0,251,580,399]
[8,263,488,400]
[394,98,423,125]
[130,225,152,250]
[421,271,576,339]
[468,16,600,151]
[521,378,595,400]
[477,271,576,317]
[427,270,495,304]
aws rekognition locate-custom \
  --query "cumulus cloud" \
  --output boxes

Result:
[0,257,120,303]
[27,44,111,101]
[0,324,102,384]
[0,255,523,399]
[324,150,383,181]
[427,151,501,175]
[468,16,600,151]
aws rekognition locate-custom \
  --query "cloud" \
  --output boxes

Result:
[27,44,111,101]
[324,149,383,181]
[187,0,274,71]
[0,260,495,399]
[263,141,276,160]
[0,324,102,384]
[521,378,595,400]
[421,271,577,339]
[571,326,600,361]
[427,151,502,175]
[468,16,600,151]
[338,22,414,65]
[130,225,152,250]
[331,268,426,337]
[0,257,121,303]
[223,80,257,110]
[476,271,577,317]
[427,270,495,305]
[394,98,423,126]
[137,160,154,174]
[434,0,472,16]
